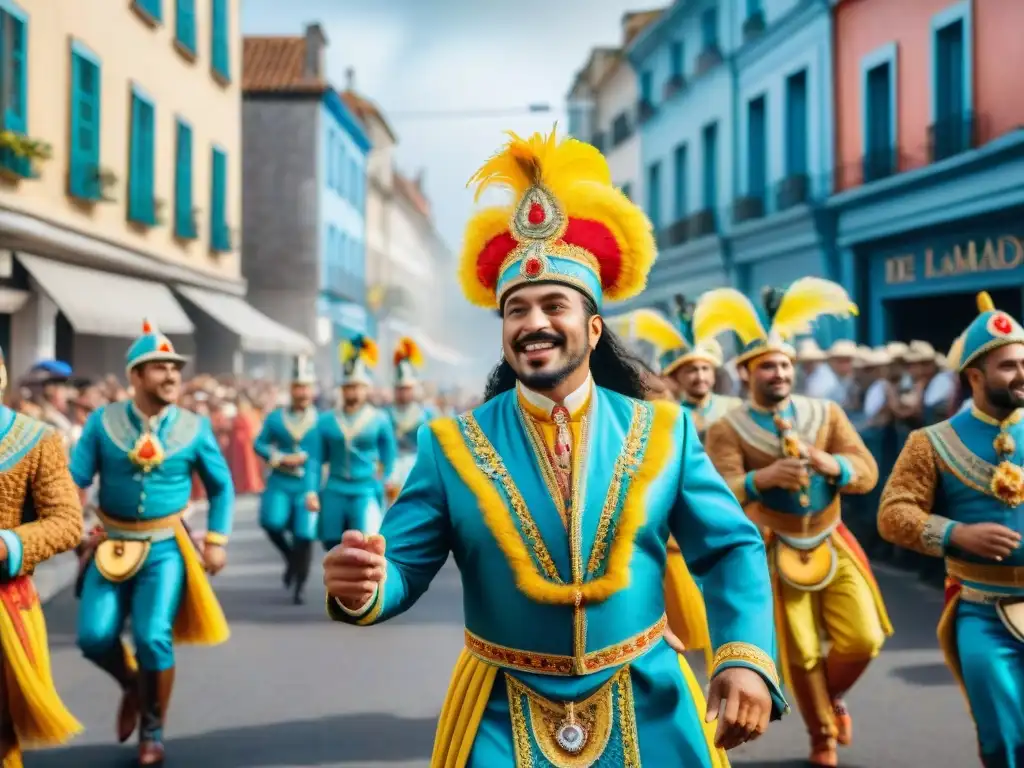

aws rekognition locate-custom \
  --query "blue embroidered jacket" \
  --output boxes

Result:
[387,403,433,454]
[318,405,397,494]
[253,406,321,495]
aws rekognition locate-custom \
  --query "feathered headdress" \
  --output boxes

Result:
[393,336,424,387]
[692,278,859,366]
[611,302,723,375]
[459,125,656,310]
[339,334,378,385]
[957,291,1024,371]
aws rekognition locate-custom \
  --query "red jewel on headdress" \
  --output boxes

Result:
[158,341,172,352]
[528,202,546,225]
[523,257,543,278]
[994,314,1012,334]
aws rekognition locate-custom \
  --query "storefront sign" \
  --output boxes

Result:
[884,235,1024,285]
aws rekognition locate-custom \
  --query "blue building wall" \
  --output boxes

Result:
[317,90,371,381]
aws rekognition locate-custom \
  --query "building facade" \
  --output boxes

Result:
[241,24,368,382]
[830,0,1024,347]
[0,0,308,378]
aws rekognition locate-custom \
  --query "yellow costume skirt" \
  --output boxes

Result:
[0,576,83,765]
[664,545,713,671]
[428,649,729,767]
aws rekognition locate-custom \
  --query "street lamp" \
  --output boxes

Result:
[388,103,558,120]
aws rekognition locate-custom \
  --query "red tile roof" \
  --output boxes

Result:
[242,36,325,93]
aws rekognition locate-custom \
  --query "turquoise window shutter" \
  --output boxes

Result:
[69,49,102,199]
[672,143,688,220]
[784,70,808,176]
[747,96,767,198]
[135,0,162,22]
[176,0,196,53]
[211,0,229,80]
[702,122,717,210]
[0,8,30,177]
[128,92,156,225]
[701,8,718,49]
[210,147,229,250]
[174,120,194,237]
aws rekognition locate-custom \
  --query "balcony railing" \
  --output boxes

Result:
[611,113,633,147]
[862,148,898,184]
[928,111,979,163]
[663,74,685,101]
[637,98,656,125]
[687,209,717,239]
[663,218,690,247]
[732,195,765,224]
[775,173,810,211]
[590,131,606,152]
[695,46,723,77]
[742,11,766,42]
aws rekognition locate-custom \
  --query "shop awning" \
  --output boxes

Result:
[18,253,193,336]
[175,285,314,355]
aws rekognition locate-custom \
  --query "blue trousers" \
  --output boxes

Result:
[260,486,317,541]
[957,601,1024,767]
[318,488,382,546]
[77,539,184,672]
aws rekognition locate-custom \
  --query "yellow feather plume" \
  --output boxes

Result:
[394,336,424,368]
[608,309,688,353]
[338,338,379,368]
[771,278,859,340]
[692,289,767,347]
[977,291,995,313]
[947,333,965,370]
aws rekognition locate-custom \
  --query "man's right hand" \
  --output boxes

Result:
[753,458,809,492]
[279,453,305,469]
[323,530,387,611]
[949,522,1022,561]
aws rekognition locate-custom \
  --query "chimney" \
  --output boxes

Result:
[303,23,327,80]
[345,67,355,92]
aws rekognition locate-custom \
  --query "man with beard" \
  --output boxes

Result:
[70,320,233,766]
[699,280,890,768]
[0,345,84,767]
[385,337,432,503]
[322,128,786,766]
[253,355,321,604]
[316,336,396,552]
[878,291,1024,768]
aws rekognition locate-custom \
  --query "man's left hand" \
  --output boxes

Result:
[705,666,772,750]
[204,543,227,575]
[806,447,841,478]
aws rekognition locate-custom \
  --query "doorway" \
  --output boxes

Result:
[884,287,1022,350]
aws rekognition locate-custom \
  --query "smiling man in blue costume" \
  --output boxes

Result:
[253,355,321,605]
[322,128,786,767]
[697,281,891,768]
[70,320,233,767]
[386,337,433,505]
[879,291,1024,768]
[317,337,397,550]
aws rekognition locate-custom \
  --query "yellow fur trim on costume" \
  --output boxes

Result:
[772,277,858,340]
[977,291,995,313]
[459,126,656,309]
[692,289,767,346]
[430,400,675,605]
[609,308,688,352]
[393,337,424,368]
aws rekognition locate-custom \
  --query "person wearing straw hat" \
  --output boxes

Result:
[252,355,321,605]
[70,319,234,766]
[323,127,786,766]
[0,343,84,767]
[316,336,397,552]
[386,337,433,503]
[879,291,1024,768]
[825,339,859,410]
[697,280,891,768]
[796,339,840,400]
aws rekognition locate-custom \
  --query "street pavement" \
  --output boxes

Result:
[28,496,978,767]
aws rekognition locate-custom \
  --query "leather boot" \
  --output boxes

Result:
[787,662,838,767]
[138,668,174,766]
[263,529,293,587]
[291,539,313,605]
[825,654,871,747]
[89,642,140,742]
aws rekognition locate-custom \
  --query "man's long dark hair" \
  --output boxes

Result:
[483,291,650,401]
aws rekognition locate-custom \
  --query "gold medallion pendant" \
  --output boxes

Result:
[555,703,588,754]
[775,538,838,591]
[95,539,151,582]
[129,432,165,471]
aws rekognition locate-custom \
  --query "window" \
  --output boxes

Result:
[133,0,162,22]
[701,8,718,50]
[702,122,718,210]
[175,0,195,53]
[128,89,156,225]
[210,147,230,251]
[336,140,346,197]
[174,120,194,238]
[669,42,683,78]
[672,143,688,220]
[0,4,28,178]
[640,71,653,103]
[784,69,808,176]
[747,96,767,198]
[864,62,894,181]
[646,161,661,232]
[934,17,967,158]
[746,0,762,16]
[211,0,229,81]
[68,44,102,200]
[348,157,358,205]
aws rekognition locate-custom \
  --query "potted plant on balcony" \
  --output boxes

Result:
[0,130,53,180]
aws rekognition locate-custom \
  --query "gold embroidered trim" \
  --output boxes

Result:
[724,395,828,457]
[460,414,563,582]
[587,401,648,574]
[921,514,955,557]
[101,402,199,459]
[0,412,47,472]
[946,557,1024,588]
[518,400,592,529]
[710,641,780,687]
[464,615,666,676]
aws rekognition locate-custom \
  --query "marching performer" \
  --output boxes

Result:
[253,355,321,604]
[71,321,233,766]
[324,127,786,766]
[386,337,432,504]
[698,282,891,768]
[0,344,83,768]
[878,292,1024,767]
[317,337,397,550]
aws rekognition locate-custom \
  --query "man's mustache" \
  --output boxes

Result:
[514,331,565,352]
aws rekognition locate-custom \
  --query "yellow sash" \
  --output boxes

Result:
[0,577,82,751]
